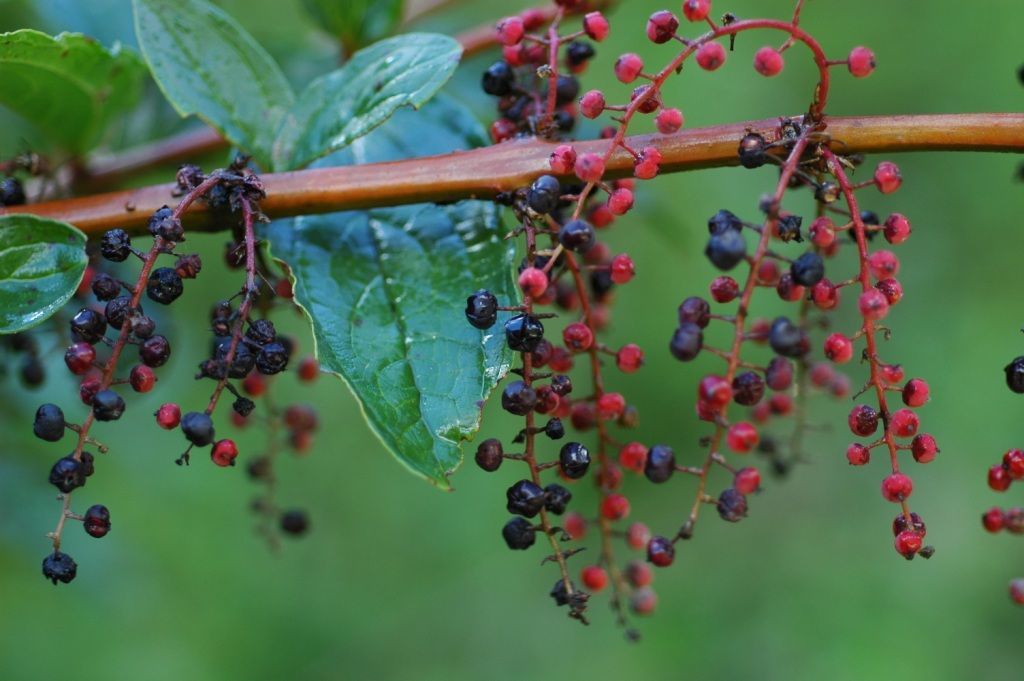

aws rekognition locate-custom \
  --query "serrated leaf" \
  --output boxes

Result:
[0,215,87,334]
[265,97,515,488]
[0,29,145,153]
[131,0,295,168]
[301,0,404,52]
[272,33,462,171]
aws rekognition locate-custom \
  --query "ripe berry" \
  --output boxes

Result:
[83,504,111,538]
[858,289,889,321]
[824,333,854,364]
[256,342,289,375]
[717,488,748,522]
[495,16,524,45]
[726,422,759,453]
[502,517,535,550]
[734,467,761,495]
[129,364,156,393]
[544,484,572,515]
[559,442,591,479]
[699,375,732,407]
[682,0,711,21]
[501,381,537,416]
[876,278,903,305]
[881,473,913,502]
[910,433,938,463]
[601,493,630,520]
[33,404,65,442]
[753,47,784,76]
[902,378,929,407]
[847,443,871,466]
[983,508,1005,533]
[559,220,596,254]
[696,42,726,71]
[181,411,215,446]
[790,252,825,287]
[482,61,515,96]
[156,403,181,430]
[848,404,880,437]
[597,392,626,420]
[768,317,806,358]
[549,579,576,607]
[644,444,675,483]
[100,229,131,262]
[573,154,605,184]
[49,456,85,493]
[1005,356,1024,393]
[1004,449,1024,479]
[848,46,876,77]
[669,322,703,361]
[65,342,96,375]
[705,229,746,270]
[146,267,184,305]
[647,536,675,567]
[890,408,919,438]
[210,439,239,467]
[581,565,608,591]
[507,479,546,517]
[280,509,309,535]
[140,335,171,367]
[70,308,107,344]
[475,438,503,472]
[42,551,77,585]
[0,176,25,205]
[732,372,765,406]
[563,322,594,352]
[646,10,678,43]
[678,297,711,328]
[92,389,125,421]
[614,53,643,83]
[894,530,922,559]
[710,276,739,303]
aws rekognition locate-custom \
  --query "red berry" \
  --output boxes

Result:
[601,493,630,520]
[597,392,626,420]
[155,402,181,430]
[1004,449,1024,479]
[297,356,319,382]
[734,466,761,495]
[848,404,879,437]
[79,376,102,406]
[633,146,662,179]
[583,11,610,41]
[753,46,784,76]
[810,362,834,388]
[563,322,594,352]
[610,254,635,284]
[616,344,644,373]
[495,16,525,45]
[64,342,96,375]
[811,279,840,310]
[830,373,852,398]
[490,118,517,143]
[518,267,549,298]
[874,161,902,194]
[619,441,648,472]
[846,443,870,465]
[608,188,634,215]
[894,530,922,558]
[726,422,759,453]
[868,250,900,280]
[983,507,1005,533]
[848,46,876,77]
[549,144,577,174]
[911,433,938,463]
[655,107,683,134]
[757,259,781,286]
[696,42,726,71]
[876,278,903,306]
[129,364,156,393]
[211,439,238,467]
[589,204,615,228]
[682,0,711,22]
[809,216,836,248]
[570,401,596,430]
[626,560,653,587]
[990,465,1012,491]
[889,408,919,438]
[564,512,587,539]
[595,462,623,490]
[902,378,929,407]
[1010,579,1024,605]
[580,89,605,119]
[824,333,854,364]
[881,473,913,502]
[858,288,889,321]
[884,213,912,244]
[614,53,644,83]
[698,375,732,407]
[776,273,804,302]
[646,10,678,43]
[631,587,658,615]
[549,347,573,373]
[626,522,650,549]
[765,357,794,391]
[520,8,544,29]
[581,565,608,591]
[243,372,266,396]
[646,536,675,567]
[881,364,905,384]
[769,393,792,416]
[574,153,605,183]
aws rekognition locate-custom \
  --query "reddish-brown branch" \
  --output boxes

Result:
[10,113,1021,236]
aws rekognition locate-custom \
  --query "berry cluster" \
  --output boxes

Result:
[465,0,938,632]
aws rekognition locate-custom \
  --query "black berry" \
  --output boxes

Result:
[1005,356,1024,394]
[559,442,591,479]
[644,444,675,483]
[558,219,595,253]
[776,214,803,242]
[544,417,565,440]
[501,381,537,416]
[705,229,747,270]
[544,484,572,514]
[502,517,536,550]
[280,509,309,535]
[0,176,25,205]
[678,296,711,328]
[708,209,743,234]
[104,296,131,330]
[42,551,77,585]
[256,342,289,374]
[49,456,86,493]
[70,308,106,344]
[100,229,132,262]
[506,479,546,517]
[768,317,806,358]
[92,389,126,421]
[482,61,515,96]
[146,267,184,305]
[147,205,184,241]
[245,319,277,345]
[181,411,215,446]
[504,314,545,352]
[91,273,121,301]
[527,175,562,215]
[566,41,595,67]
[732,371,765,406]
[738,132,768,169]
[465,290,499,330]
[33,403,65,442]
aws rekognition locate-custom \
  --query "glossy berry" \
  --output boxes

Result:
[646,10,678,43]
[156,403,181,430]
[92,389,125,421]
[208,439,237,467]
[504,314,546,353]
[610,254,635,284]
[83,504,111,538]
[614,53,643,83]
[824,333,854,364]
[0,176,25,205]
[465,290,498,329]
[563,322,594,352]
[881,473,913,502]
[731,372,764,407]
[1005,356,1024,393]
[1004,449,1024,479]
[911,434,939,463]
[501,381,537,416]
[582,11,609,41]
[768,317,806,358]
[559,219,595,253]
[502,517,536,550]
[847,443,870,466]
[64,342,96,375]
[670,322,703,362]
[559,442,591,479]
[482,61,515,96]
[100,229,132,262]
[42,551,77,585]
[894,530,922,559]
[33,403,65,442]
[49,456,85,493]
[717,488,748,522]
[811,279,839,310]
[70,308,107,343]
[753,46,784,76]
[726,422,759,453]
[983,508,1005,533]
[809,217,836,248]
[129,364,156,393]
[146,267,184,305]
[507,479,546,517]
[989,464,1012,492]
[848,404,880,437]
[644,444,675,483]
[696,42,726,71]
[140,335,171,367]
[682,0,711,21]
[475,438,503,472]
[647,536,675,567]
[708,209,742,234]
[705,229,746,270]
[848,46,876,77]
[902,378,929,407]
[256,342,289,375]
[581,565,608,591]
[678,296,711,328]
[181,411,215,447]
[601,493,630,521]
[790,252,825,286]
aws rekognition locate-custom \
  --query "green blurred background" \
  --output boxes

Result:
[1,0,1023,679]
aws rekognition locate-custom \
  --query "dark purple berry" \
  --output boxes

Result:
[678,296,711,328]
[527,175,562,215]
[738,133,768,169]
[92,389,125,421]
[146,267,183,305]
[559,442,591,479]
[280,509,309,535]
[140,335,171,367]
[558,219,595,253]
[644,444,675,483]
[776,214,803,242]
[245,319,276,345]
[256,342,289,374]
[0,176,25,205]
[544,417,565,440]
[147,205,184,241]
[506,479,546,517]
[502,517,536,550]
[70,308,106,344]
[42,551,77,585]
[790,252,825,287]
[83,504,111,538]
[505,314,545,352]
[100,229,131,262]
[669,322,703,361]
[705,229,746,270]
[717,488,748,522]
[475,438,503,472]
[708,209,743,234]
[49,456,86,493]
[181,411,215,446]
[732,371,765,406]
[33,403,65,442]
[466,290,499,330]
[768,317,806,358]
[1006,356,1024,394]
[544,483,572,514]
[91,273,121,301]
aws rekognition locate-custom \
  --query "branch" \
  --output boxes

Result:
[7,113,1021,236]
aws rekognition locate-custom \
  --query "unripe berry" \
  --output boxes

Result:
[64,342,96,375]
[606,188,634,216]
[646,536,675,567]
[765,357,794,391]
[858,288,889,321]
[616,344,644,373]
[583,12,610,41]
[581,565,608,591]
[873,161,902,194]
[563,322,594,352]
[597,392,626,420]
[775,273,804,302]
[129,364,156,393]
[734,467,761,495]
[876,278,903,306]
[619,442,648,472]
[682,0,711,22]
[655,107,683,134]
[574,153,605,183]
[1004,449,1024,479]
[881,473,913,502]
[894,530,922,559]
[646,10,678,43]
[626,522,651,550]
[983,507,1005,533]
[626,560,653,587]
[810,362,834,388]
[726,422,759,453]
[601,493,630,520]
[811,279,839,310]
[610,254,635,284]
[989,464,1012,492]
[824,333,854,364]
[614,53,644,83]
[710,275,740,303]
[564,512,587,539]
[902,378,929,407]
[698,375,732,408]
[809,216,836,248]
[1010,579,1024,605]
[580,89,605,119]
[695,42,726,71]
[495,16,525,46]
[884,213,912,244]
[753,46,784,76]
[848,46,876,77]
[517,267,548,298]
[847,443,870,466]
[868,250,900,280]
[634,146,662,179]
[211,439,238,467]
[549,144,577,173]
[881,364,905,384]
[890,408,919,438]
[911,433,938,463]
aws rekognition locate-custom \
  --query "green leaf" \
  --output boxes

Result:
[265,97,516,488]
[0,215,87,334]
[301,0,404,52]
[131,0,295,167]
[0,30,145,153]
[272,33,462,171]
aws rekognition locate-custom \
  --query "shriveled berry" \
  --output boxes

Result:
[139,335,171,367]
[33,403,65,442]
[83,504,111,538]
[644,444,675,483]
[49,456,85,493]
[42,551,77,585]
[256,342,289,374]
[544,484,572,514]
[146,267,183,305]
[100,229,131,262]
[148,206,184,241]
[507,479,546,517]
[502,517,536,549]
